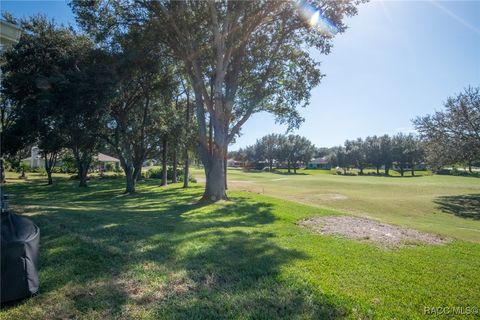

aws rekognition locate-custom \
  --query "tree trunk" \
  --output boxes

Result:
[376,166,380,175]
[287,161,291,173]
[269,159,273,172]
[191,76,228,202]
[468,161,473,173]
[199,121,228,201]
[46,169,53,185]
[78,164,88,188]
[161,138,168,186]
[203,156,226,201]
[44,155,54,185]
[134,165,142,182]
[224,152,228,190]
[385,164,390,176]
[208,117,213,156]
[411,164,415,176]
[293,162,297,174]
[125,167,136,193]
[359,168,364,175]
[183,150,189,188]
[72,150,91,188]
[183,88,190,188]
[172,149,177,183]
[119,157,136,193]
[400,167,404,177]
[0,159,5,183]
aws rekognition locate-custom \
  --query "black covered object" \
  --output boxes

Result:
[1,211,40,304]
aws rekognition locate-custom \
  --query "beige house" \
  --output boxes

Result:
[95,153,121,171]
[22,147,120,170]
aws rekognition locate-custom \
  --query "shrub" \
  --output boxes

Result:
[60,154,77,173]
[16,163,31,174]
[144,167,196,182]
[436,168,480,178]
[52,167,64,173]
[104,163,114,172]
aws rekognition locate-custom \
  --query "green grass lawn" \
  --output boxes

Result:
[1,172,480,319]
[223,168,480,243]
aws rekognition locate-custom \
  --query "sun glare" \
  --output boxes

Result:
[296,0,339,36]
[310,10,320,27]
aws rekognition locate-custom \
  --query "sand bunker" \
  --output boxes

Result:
[299,216,449,248]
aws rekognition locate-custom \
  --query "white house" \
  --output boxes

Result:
[307,157,331,170]
[22,147,120,170]
[227,158,245,167]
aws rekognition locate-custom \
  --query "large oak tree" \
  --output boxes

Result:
[101,29,177,193]
[72,0,361,200]
[1,16,111,186]
[414,86,480,172]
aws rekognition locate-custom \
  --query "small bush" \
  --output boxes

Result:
[146,167,182,180]
[51,167,64,173]
[437,168,480,178]
[98,173,123,179]
[144,167,196,182]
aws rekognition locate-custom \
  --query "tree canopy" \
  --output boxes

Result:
[71,0,362,200]
[414,86,480,172]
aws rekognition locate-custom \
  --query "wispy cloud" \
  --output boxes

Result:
[429,0,480,36]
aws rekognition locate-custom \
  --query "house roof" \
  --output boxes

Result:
[96,153,120,162]
[310,156,329,164]
[23,153,120,163]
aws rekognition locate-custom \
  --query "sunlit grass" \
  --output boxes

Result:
[223,168,480,242]
[1,173,479,319]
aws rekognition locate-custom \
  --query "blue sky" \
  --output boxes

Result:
[2,1,479,149]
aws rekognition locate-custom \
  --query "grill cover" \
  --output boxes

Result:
[1,212,40,304]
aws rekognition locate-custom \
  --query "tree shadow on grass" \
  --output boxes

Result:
[1,178,347,319]
[148,229,341,319]
[434,194,480,220]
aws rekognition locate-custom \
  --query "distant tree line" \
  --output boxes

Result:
[330,133,424,176]
[233,132,425,176]
[230,134,316,173]
[231,86,480,177]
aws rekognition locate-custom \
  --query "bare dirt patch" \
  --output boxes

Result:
[299,216,449,248]
[297,193,348,203]
[227,180,266,194]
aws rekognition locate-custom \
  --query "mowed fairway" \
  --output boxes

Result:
[1,172,479,319]
[222,169,480,243]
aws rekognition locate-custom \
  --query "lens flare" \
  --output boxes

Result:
[296,0,338,36]
[310,11,320,27]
